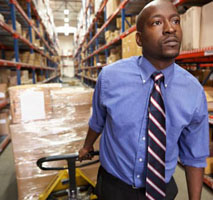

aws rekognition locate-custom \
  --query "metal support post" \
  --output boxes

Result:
[1,49,5,59]
[104,7,108,60]
[95,22,99,65]
[45,70,49,79]
[27,1,34,54]
[121,8,126,33]
[90,31,94,67]
[40,69,44,81]
[10,1,21,85]
[32,68,36,84]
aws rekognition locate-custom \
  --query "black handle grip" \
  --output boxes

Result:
[36,151,99,171]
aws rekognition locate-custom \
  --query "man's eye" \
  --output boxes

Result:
[173,19,180,25]
[152,21,161,26]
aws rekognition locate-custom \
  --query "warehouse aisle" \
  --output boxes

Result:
[0,143,212,200]
[0,143,17,200]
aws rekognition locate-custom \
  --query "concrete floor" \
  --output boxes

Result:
[0,143,212,200]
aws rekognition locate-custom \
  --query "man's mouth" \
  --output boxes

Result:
[163,37,179,46]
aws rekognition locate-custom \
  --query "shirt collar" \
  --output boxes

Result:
[138,56,174,88]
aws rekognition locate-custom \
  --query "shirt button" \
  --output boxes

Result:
[143,80,146,83]
[142,137,146,141]
[165,84,168,88]
[139,158,143,162]
[137,175,140,178]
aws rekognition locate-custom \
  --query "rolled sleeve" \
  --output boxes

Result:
[179,90,209,167]
[89,70,106,133]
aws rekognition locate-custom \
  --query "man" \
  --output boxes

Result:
[79,0,209,199]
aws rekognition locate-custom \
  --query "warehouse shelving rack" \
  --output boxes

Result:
[0,0,60,85]
[0,0,60,152]
[73,0,213,190]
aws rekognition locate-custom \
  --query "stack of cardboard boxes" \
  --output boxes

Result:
[9,84,99,199]
[107,46,122,64]
[0,71,11,151]
[122,31,142,58]
[106,0,120,19]
[181,1,213,51]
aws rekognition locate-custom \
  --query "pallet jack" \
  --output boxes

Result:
[37,151,99,200]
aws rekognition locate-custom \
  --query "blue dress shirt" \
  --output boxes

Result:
[89,56,209,188]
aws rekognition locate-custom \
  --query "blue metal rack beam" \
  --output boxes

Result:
[10,1,21,85]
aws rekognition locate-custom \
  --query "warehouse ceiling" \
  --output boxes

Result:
[49,0,82,28]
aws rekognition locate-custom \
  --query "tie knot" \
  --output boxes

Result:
[151,72,164,83]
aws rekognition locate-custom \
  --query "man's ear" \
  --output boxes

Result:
[136,32,143,47]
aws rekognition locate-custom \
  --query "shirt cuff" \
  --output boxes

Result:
[180,157,207,168]
[89,118,103,133]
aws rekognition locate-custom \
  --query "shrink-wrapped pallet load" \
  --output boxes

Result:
[9,84,99,200]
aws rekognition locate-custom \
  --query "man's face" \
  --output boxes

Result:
[140,2,182,60]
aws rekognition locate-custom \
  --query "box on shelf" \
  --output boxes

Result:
[8,20,22,35]
[105,30,120,44]
[95,0,103,13]
[0,83,8,100]
[116,16,136,31]
[122,31,142,58]
[21,70,29,84]
[204,142,213,174]
[204,86,213,112]
[0,109,11,136]
[107,46,121,64]
[9,85,96,200]
[200,1,213,48]
[0,69,10,85]
[20,52,35,65]
[0,13,4,21]
[94,54,106,66]
[5,51,15,61]
[106,0,120,19]
[181,6,201,51]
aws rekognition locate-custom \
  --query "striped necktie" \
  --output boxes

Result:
[146,72,166,200]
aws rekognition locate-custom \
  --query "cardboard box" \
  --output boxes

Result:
[181,6,201,51]
[9,84,62,124]
[204,86,213,112]
[204,142,213,174]
[0,83,8,100]
[8,20,22,35]
[122,31,142,58]
[95,0,103,14]
[106,0,120,19]
[0,69,10,84]
[0,13,4,21]
[200,1,213,48]
[0,110,10,136]
[116,16,136,31]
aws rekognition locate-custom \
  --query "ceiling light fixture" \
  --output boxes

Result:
[64,9,69,15]
[64,17,69,23]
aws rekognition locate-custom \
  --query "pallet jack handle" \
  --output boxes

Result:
[36,151,99,200]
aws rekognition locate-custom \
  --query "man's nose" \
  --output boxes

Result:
[163,20,176,34]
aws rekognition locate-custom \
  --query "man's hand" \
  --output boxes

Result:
[78,146,94,161]
[78,127,100,161]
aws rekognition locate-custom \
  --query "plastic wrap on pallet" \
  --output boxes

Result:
[9,84,96,200]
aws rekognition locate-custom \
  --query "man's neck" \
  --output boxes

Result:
[144,55,175,70]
